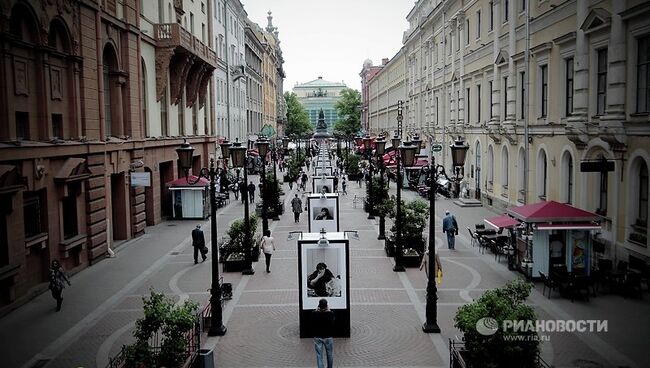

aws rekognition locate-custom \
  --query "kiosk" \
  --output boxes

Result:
[166,175,210,219]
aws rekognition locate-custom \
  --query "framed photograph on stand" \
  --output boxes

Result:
[307,193,339,232]
[312,176,335,194]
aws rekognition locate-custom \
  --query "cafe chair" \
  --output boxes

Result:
[539,271,558,299]
[467,227,478,248]
[568,273,591,302]
[623,272,643,299]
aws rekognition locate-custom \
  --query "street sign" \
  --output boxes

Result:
[432,143,443,152]
[131,172,151,187]
[580,160,614,172]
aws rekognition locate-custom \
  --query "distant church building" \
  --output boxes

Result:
[293,77,347,131]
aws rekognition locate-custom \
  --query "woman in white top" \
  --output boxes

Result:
[261,229,276,273]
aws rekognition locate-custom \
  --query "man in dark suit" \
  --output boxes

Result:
[192,224,206,264]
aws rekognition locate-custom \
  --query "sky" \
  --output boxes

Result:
[242,0,413,92]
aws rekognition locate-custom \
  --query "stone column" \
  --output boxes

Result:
[505,0,517,124]
[567,0,589,141]
[458,12,466,127]
[600,0,627,146]
[490,0,502,124]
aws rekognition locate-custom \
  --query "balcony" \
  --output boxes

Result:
[154,23,216,108]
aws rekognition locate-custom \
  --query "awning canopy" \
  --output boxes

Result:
[506,200,600,223]
[535,223,601,230]
[484,214,521,229]
[166,175,209,188]
[54,158,90,183]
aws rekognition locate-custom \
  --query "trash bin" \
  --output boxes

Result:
[194,349,214,368]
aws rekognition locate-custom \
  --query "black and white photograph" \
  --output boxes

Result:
[308,195,339,232]
[312,176,335,194]
[314,166,333,176]
[300,242,348,310]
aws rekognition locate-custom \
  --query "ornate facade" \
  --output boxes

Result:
[0,0,216,314]
[366,0,650,262]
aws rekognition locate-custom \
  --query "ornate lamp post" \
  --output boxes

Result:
[176,141,226,336]
[394,138,417,272]
[256,136,270,234]
[422,136,469,333]
[272,139,281,221]
[363,134,375,220]
[229,140,255,275]
[375,136,387,239]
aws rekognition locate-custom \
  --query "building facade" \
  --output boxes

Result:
[359,59,386,132]
[366,0,650,261]
[245,19,264,141]
[366,52,407,136]
[293,77,348,131]
[0,0,217,314]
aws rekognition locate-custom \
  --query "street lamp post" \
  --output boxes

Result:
[362,134,375,220]
[374,136,387,239]
[256,136,270,235]
[176,140,227,336]
[229,140,255,275]
[272,140,280,221]
[422,136,469,333]
[393,100,415,272]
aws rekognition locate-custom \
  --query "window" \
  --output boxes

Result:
[190,13,194,34]
[23,191,46,238]
[202,23,205,43]
[489,1,494,31]
[504,0,509,22]
[201,2,205,13]
[489,81,494,119]
[62,196,78,240]
[160,89,168,136]
[52,113,62,139]
[466,19,470,44]
[637,36,650,112]
[597,49,608,115]
[640,161,648,225]
[501,147,509,188]
[436,97,439,124]
[599,169,608,214]
[521,0,526,12]
[502,76,508,118]
[565,58,574,116]
[192,103,198,135]
[466,87,471,122]
[477,11,481,39]
[538,150,547,198]
[520,71,526,119]
[141,59,148,137]
[567,154,573,204]
[103,65,112,136]
[540,65,548,117]
[16,111,28,140]
[477,84,481,122]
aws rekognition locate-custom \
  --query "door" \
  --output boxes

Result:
[475,141,481,200]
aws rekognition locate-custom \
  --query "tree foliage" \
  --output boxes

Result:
[284,92,313,137]
[454,279,539,368]
[387,198,429,241]
[333,88,362,136]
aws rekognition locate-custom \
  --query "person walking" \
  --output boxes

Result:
[301,172,308,191]
[291,194,303,223]
[442,210,459,250]
[48,260,71,312]
[419,249,442,282]
[341,177,347,195]
[239,180,247,203]
[260,229,276,273]
[312,298,335,368]
[333,176,339,193]
[192,224,207,264]
[248,181,256,203]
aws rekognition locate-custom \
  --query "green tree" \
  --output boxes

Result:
[284,92,313,137]
[333,88,362,136]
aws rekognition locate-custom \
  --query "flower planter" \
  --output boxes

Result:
[224,253,246,272]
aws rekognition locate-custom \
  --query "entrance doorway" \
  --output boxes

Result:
[475,141,481,200]
[159,161,173,219]
[110,173,128,240]
[144,167,155,226]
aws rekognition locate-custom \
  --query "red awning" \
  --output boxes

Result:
[166,175,209,188]
[536,223,601,230]
[506,200,600,223]
[484,214,521,229]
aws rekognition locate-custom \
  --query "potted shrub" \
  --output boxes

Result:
[454,279,540,368]
[376,196,396,241]
[344,154,361,180]
[122,289,199,368]
[385,198,428,261]
[225,214,259,269]
[364,175,388,215]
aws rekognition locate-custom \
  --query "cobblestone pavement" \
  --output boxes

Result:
[0,163,648,368]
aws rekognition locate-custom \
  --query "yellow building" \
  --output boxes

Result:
[367,0,650,261]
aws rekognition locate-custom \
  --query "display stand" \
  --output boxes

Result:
[307,193,340,233]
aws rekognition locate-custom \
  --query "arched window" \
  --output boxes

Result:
[9,4,39,43]
[102,44,121,138]
[487,145,494,191]
[537,150,548,198]
[639,160,648,227]
[561,151,574,204]
[501,146,509,189]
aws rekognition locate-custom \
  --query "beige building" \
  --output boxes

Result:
[367,0,650,261]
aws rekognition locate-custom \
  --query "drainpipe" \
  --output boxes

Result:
[224,0,231,139]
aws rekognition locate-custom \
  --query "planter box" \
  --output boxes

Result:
[224,259,246,272]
